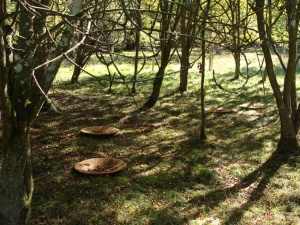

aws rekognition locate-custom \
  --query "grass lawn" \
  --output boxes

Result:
[31,49,300,224]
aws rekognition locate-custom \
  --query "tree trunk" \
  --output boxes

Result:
[230,0,241,81]
[0,122,33,225]
[200,46,207,140]
[142,0,181,109]
[71,63,83,84]
[0,1,84,224]
[278,110,299,153]
[178,1,200,93]
[142,66,166,109]
[262,67,267,82]
[232,50,240,80]
[179,66,189,93]
[0,21,37,222]
[143,44,174,109]
[70,19,89,84]
[254,0,300,153]
[200,0,211,140]
[71,47,84,84]
[179,47,189,93]
[208,48,214,71]
[131,0,141,94]
[277,137,299,154]
[71,45,88,84]
[178,4,188,93]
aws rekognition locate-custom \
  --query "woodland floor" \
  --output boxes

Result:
[30,55,300,225]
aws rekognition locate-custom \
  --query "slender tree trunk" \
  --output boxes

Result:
[208,48,214,71]
[200,47,207,140]
[71,62,83,84]
[178,4,189,93]
[131,34,140,94]
[70,19,91,84]
[71,46,87,84]
[254,0,299,153]
[232,50,240,80]
[178,1,200,93]
[143,65,167,109]
[179,46,189,93]
[262,67,267,82]
[142,0,181,109]
[200,0,211,140]
[131,0,141,94]
[230,0,241,81]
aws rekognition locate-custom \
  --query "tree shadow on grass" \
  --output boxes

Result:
[189,148,296,224]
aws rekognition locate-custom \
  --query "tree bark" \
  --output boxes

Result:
[200,43,207,140]
[0,123,33,225]
[0,6,34,224]
[226,0,241,81]
[254,0,300,153]
[0,0,84,224]
[142,0,181,109]
[71,44,88,84]
[277,137,299,154]
[178,1,200,93]
[232,50,241,80]
[179,53,189,93]
[178,3,189,93]
[71,62,83,84]
[143,65,167,109]
[70,19,91,84]
[131,0,141,94]
[200,0,211,140]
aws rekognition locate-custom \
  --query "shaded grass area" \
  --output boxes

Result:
[31,53,300,224]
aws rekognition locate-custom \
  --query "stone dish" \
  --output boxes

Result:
[239,103,266,110]
[74,158,127,175]
[205,107,233,113]
[81,126,120,136]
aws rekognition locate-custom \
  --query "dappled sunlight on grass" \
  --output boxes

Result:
[29,50,300,224]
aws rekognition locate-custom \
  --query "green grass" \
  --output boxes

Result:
[31,49,300,224]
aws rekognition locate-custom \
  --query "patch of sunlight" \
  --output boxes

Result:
[154,128,186,139]
[136,162,171,177]
[164,190,187,204]
[116,196,152,223]
[55,73,73,82]
[131,164,148,172]
[262,139,275,150]
[188,217,221,225]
